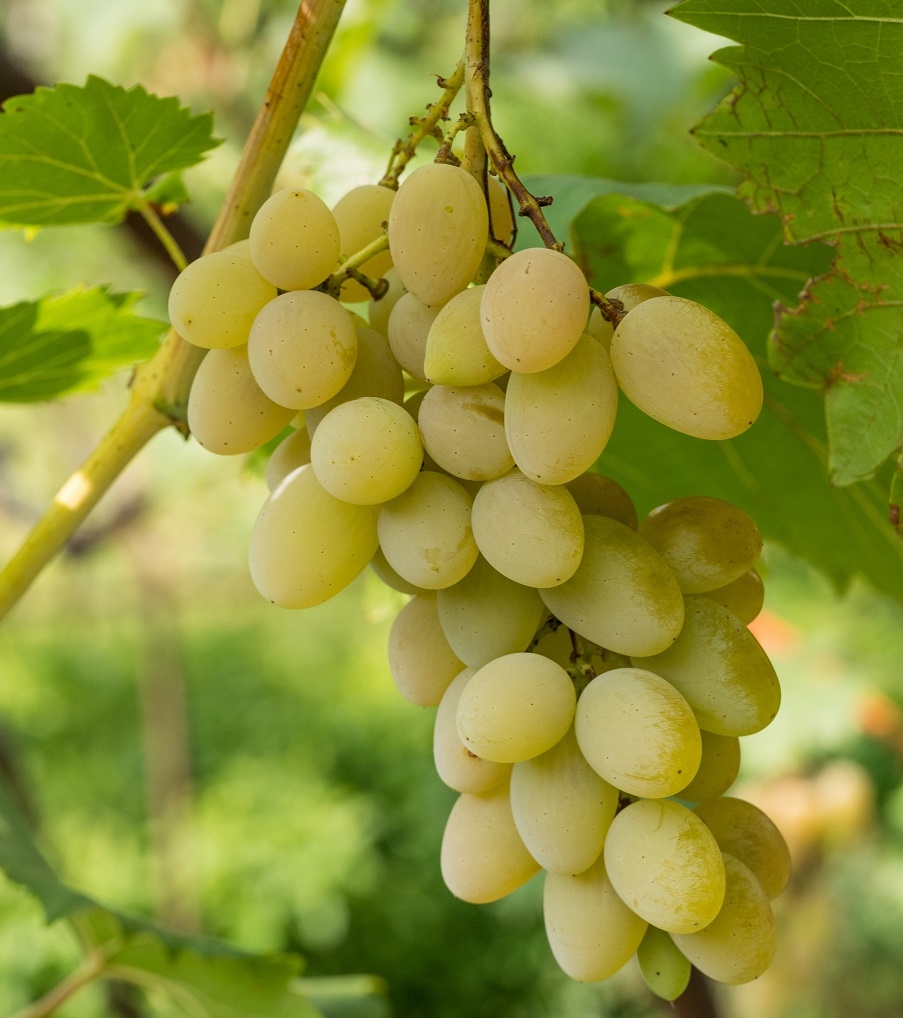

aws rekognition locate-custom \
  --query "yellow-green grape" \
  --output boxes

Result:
[481,248,590,372]
[377,471,478,590]
[540,515,684,657]
[387,292,443,382]
[423,285,507,386]
[368,266,407,338]
[387,592,464,706]
[309,397,422,506]
[693,796,791,899]
[609,295,763,440]
[505,334,618,485]
[369,546,425,595]
[633,595,780,736]
[565,471,638,529]
[418,382,513,481]
[248,291,357,410]
[265,427,312,491]
[671,853,776,984]
[249,464,378,608]
[440,778,541,904]
[701,568,765,625]
[433,667,512,793]
[604,799,726,934]
[586,307,614,351]
[456,652,576,763]
[249,187,341,291]
[187,345,296,455]
[471,470,584,588]
[388,163,489,307]
[637,926,691,1001]
[639,496,762,593]
[543,856,648,982]
[487,176,515,245]
[436,555,545,668]
[605,282,669,313]
[510,726,618,875]
[575,667,702,799]
[331,183,395,301]
[168,248,277,349]
[305,325,404,436]
[678,731,741,803]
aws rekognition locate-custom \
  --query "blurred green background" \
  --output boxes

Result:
[0,0,901,1015]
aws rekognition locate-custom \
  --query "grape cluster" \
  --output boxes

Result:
[169,160,787,997]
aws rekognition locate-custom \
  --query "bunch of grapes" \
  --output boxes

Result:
[169,158,789,998]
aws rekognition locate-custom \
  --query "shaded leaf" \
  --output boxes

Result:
[669,0,903,484]
[0,75,218,227]
[0,288,166,402]
[573,190,903,598]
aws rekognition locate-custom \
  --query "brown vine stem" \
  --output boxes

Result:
[0,0,348,623]
[10,950,108,1018]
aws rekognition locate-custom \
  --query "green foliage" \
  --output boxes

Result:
[670,0,903,486]
[0,288,166,402]
[0,76,219,228]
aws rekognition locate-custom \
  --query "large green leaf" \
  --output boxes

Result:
[668,0,903,485]
[0,75,218,227]
[573,190,903,599]
[0,288,166,402]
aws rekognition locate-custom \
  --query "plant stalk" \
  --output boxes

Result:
[11,952,107,1018]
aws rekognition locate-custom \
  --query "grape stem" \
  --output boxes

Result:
[324,233,391,299]
[135,199,189,272]
[0,0,348,623]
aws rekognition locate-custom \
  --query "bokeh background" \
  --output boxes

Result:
[0,1,900,1015]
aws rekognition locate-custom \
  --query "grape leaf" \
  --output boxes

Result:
[572,190,903,599]
[0,75,218,227]
[0,288,166,402]
[668,0,903,485]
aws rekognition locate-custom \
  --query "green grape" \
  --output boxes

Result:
[387,592,464,706]
[265,426,312,491]
[331,183,395,301]
[605,282,669,313]
[671,853,776,984]
[505,334,618,485]
[487,177,515,245]
[248,464,378,608]
[701,568,765,625]
[305,325,404,436]
[436,555,545,668]
[456,652,576,763]
[678,731,741,803]
[168,247,277,349]
[693,796,791,899]
[249,187,341,291]
[586,307,614,351]
[367,266,407,338]
[387,292,443,382]
[604,799,726,934]
[543,856,648,982]
[388,163,489,307]
[434,667,512,793]
[187,345,296,455]
[310,397,422,505]
[639,496,762,593]
[377,471,478,590]
[471,470,584,588]
[575,667,702,799]
[481,248,590,372]
[510,726,618,875]
[539,515,684,657]
[633,595,780,736]
[440,777,541,904]
[637,926,691,1001]
[565,471,638,529]
[369,546,425,595]
[423,285,507,386]
[609,295,763,440]
[248,290,357,410]
[418,382,513,481]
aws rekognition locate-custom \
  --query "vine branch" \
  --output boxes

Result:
[0,0,348,624]
[11,950,108,1018]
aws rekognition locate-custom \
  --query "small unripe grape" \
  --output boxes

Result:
[265,427,312,490]
[388,293,443,382]
[701,568,765,625]
[368,267,407,337]
[565,472,638,529]
[249,188,341,291]
[424,285,507,386]
[605,282,669,314]
[387,593,464,706]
